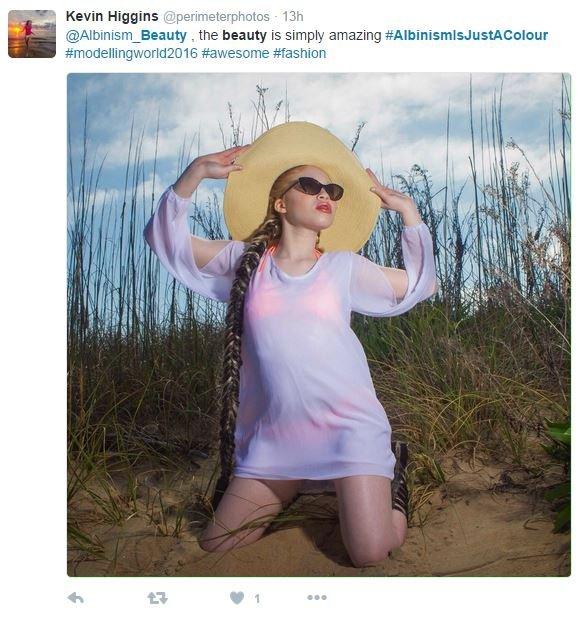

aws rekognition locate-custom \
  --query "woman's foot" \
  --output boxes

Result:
[387,441,409,558]
[390,440,409,523]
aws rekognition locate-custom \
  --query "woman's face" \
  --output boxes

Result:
[274,166,338,232]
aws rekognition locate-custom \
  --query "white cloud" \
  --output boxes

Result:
[68,72,567,218]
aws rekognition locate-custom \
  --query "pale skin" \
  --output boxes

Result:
[174,146,425,567]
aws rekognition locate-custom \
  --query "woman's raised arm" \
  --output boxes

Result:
[143,145,251,302]
[349,221,438,317]
[172,145,250,266]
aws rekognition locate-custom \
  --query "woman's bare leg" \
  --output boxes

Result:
[199,477,303,553]
[333,475,407,568]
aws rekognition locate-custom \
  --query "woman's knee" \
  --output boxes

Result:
[198,527,234,553]
[349,547,390,568]
[198,519,263,553]
[347,536,403,567]
[198,525,227,553]
[198,531,217,553]
[197,477,298,553]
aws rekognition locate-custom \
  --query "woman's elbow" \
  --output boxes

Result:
[427,279,439,298]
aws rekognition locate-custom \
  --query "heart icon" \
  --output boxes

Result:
[230,591,244,604]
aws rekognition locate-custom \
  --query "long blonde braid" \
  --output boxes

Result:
[210,165,325,510]
[210,216,279,510]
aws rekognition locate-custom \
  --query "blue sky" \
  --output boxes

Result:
[67,72,568,235]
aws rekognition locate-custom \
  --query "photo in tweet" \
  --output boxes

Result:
[67,71,570,577]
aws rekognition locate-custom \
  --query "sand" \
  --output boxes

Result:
[68,450,570,577]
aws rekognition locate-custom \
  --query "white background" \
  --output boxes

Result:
[2,0,577,616]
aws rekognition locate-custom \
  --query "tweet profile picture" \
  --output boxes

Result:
[8,9,55,58]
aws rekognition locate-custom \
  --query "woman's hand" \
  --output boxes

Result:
[366,168,423,226]
[174,144,251,198]
[192,144,251,180]
[366,169,415,214]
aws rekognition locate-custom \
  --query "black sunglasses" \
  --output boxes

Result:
[281,177,344,201]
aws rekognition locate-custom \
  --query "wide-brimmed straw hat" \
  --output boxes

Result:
[223,121,382,253]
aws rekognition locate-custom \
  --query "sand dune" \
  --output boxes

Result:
[68,450,570,577]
